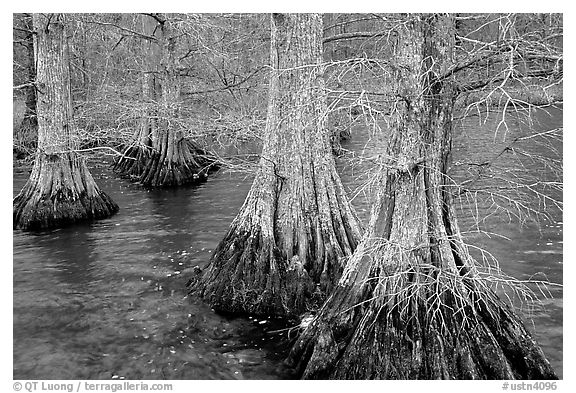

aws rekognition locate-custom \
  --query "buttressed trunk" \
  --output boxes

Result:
[288,14,557,380]
[13,13,118,230]
[193,13,362,318]
[114,14,217,188]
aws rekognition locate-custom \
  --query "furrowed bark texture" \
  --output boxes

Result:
[195,13,362,318]
[13,14,118,230]
[114,14,217,188]
[288,14,557,380]
[15,14,38,156]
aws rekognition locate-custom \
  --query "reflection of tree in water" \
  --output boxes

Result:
[37,225,98,289]
[147,187,196,246]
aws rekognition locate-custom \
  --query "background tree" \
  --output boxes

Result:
[112,13,218,187]
[13,13,118,230]
[50,13,271,180]
[13,13,38,157]
[288,14,557,379]
[13,13,272,174]
[455,13,562,109]
[194,13,363,318]
[321,13,393,153]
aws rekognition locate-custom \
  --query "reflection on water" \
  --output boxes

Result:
[13,107,562,379]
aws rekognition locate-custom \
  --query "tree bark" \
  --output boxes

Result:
[13,13,118,231]
[192,13,363,319]
[288,14,557,380]
[113,14,217,188]
[14,13,38,157]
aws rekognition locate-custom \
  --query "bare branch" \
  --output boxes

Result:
[323,31,387,45]
[84,20,157,42]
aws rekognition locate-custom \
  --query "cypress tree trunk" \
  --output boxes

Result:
[114,14,217,188]
[15,13,38,157]
[288,14,557,380]
[13,14,118,231]
[193,14,363,318]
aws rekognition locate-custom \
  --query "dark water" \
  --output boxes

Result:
[13,167,293,379]
[13,107,562,379]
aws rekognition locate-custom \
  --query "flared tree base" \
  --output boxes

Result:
[191,226,322,319]
[13,153,119,230]
[113,139,219,188]
[191,158,360,319]
[289,272,558,379]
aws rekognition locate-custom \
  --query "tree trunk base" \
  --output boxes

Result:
[13,153,119,231]
[113,139,219,188]
[190,226,323,319]
[289,272,558,380]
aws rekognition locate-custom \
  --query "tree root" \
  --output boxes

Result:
[289,269,558,379]
[113,139,219,188]
[191,227,320,319]
[13,153,118,230]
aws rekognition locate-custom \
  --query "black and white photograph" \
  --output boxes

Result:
[8,4,567,389]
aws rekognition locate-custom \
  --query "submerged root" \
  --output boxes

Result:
[113,138,219,188]
[13,153,119,230]
[289,267,558,380]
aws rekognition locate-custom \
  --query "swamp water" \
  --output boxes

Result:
[13,107,562,379]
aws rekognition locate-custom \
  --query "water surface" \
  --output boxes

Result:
[13,107,562,379]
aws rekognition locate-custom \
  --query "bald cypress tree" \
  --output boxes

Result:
[13,13,118,231]
[113,13,217,188]
[14,13,38,157]
[194,13,362,318]
[289,14,557,380]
